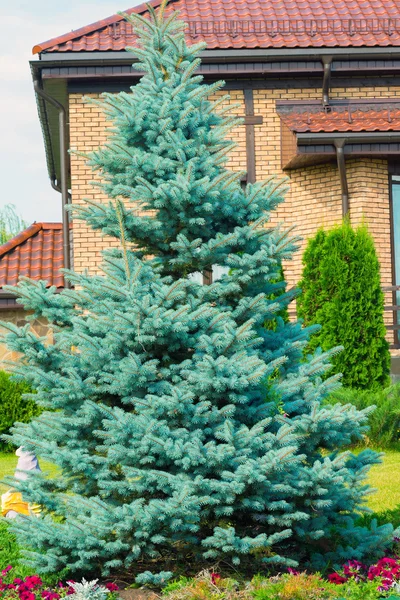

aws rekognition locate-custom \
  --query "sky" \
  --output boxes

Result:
[0,0,142,225]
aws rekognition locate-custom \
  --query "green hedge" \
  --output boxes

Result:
[297,221,390,390]
[0,371,40,451]
[328,384,400,449]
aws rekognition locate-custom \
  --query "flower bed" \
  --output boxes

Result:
[4,564,400,600]
[0,567,119,600]
[328,557,400,591]
[161,568,400,600]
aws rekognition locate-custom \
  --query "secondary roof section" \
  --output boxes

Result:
[0,223,65,290]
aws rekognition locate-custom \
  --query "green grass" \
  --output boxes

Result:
[0,450,399,512]
[0,452,62,581]
[0,452,58,495]
[367,450,400,514]
[0,521,33,579]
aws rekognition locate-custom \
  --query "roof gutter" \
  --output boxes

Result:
[297,131,400,144]
[33,77,71,286]
[37,46,400,63]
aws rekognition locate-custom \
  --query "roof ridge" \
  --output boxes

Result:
[0,223,43,259]
[40,223,64,229]
[32,0,179,55]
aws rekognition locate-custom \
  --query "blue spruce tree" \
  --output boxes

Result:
[1,1,393,581]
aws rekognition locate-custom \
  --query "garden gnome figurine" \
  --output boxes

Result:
[1,447,41,518]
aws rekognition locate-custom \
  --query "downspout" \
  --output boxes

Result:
[50,177,71,202]
[33,78,71,286]
[322,56,333,111]
[334,139,349,217]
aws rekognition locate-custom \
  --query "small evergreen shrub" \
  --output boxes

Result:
[68,579,116,600]
[328,385,400,448]
[0,371,40,451]
[298,221,391,390]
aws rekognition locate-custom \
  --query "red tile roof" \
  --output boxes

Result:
[0,223,65,289]
[33,0,400,54]
[278,104,400,133]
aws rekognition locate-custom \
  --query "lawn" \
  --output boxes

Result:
[0,449,399,512]
[0,449,399,588]
[367,450,400,513]
[0,452,58,495]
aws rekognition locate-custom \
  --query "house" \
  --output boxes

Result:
[0,223,65,363]
[29,0,400,354]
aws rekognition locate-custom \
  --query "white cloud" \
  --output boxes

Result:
[0,1,135,223]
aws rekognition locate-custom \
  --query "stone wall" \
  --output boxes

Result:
[0,310,51,367]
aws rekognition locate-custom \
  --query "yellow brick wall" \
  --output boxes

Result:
[252,88,395,291]
[69,85,396,335]
[69,91,246,274]
[69,95,111,275]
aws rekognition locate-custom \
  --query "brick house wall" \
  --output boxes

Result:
[69,85,396,343]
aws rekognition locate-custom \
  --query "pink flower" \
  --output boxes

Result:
[105,583,119,592]
[210,573,221,585]
[342,560,367,582]
[287,568,300,576]
[378,578,394,592]
[66,581,76,596]
[42,591,60,600]
[2,566,12,577]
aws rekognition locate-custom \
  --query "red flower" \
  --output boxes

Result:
[1,566,12,577]
[328,573,347,585]
[24,575,43,589]
[105,583,119,592]
[210,573,221,585]
[368,556,400,583]
[42,591,60,600]
[18,592,35,600]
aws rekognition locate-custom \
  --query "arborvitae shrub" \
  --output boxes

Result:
[0,371,39,451]
[297,221,390,390]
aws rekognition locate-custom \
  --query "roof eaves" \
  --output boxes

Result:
[30,64,57,187]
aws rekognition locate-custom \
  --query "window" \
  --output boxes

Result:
[188,265,230,285]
